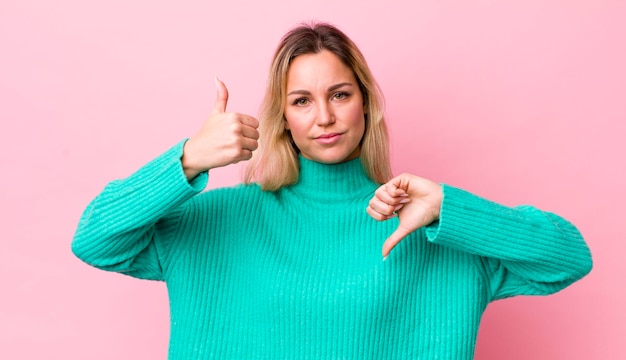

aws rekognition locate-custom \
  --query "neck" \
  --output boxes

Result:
[287,156,377,202]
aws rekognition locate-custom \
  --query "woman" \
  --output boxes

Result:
[72,22,592,359]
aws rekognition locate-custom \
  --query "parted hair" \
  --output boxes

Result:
[244,22,391,191]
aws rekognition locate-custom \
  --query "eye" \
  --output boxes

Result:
[333,91,350,100]
[293,97,309,106]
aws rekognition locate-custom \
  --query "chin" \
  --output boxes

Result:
[309,151,360,164]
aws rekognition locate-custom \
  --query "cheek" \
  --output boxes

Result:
[350,107,366,141]
[345,105,366,128]
[284,113,294,131]
[284,109,311,133]
[283,109,291,130]
[291,125,308,141]
[283,108,300,131]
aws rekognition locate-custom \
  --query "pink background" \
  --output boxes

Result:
[1,0,624,358]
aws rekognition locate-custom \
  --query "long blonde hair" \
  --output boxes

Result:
[244,22,391,191]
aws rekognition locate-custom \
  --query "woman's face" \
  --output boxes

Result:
[284,49,366,164]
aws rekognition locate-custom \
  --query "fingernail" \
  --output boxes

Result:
[215,75,220,87]
[393,204,404,211]
[383,256,388,261]
[399,198,411,204]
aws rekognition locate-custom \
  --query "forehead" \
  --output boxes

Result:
[286,50,356,88]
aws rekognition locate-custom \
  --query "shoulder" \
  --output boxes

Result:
[185,182,279,212]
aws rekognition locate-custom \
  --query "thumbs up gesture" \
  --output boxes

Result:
[366,174,443,259]
[182,78,260,180]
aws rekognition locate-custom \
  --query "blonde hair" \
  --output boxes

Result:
[244,22,391,191]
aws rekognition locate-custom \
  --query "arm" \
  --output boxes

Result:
[425,185,592,300]
[367,174,592,299]
[72,79,259,280]
[71,141,208,280]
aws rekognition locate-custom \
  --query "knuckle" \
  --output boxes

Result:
[229,122,243,134]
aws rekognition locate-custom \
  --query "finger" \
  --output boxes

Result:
[230,149,254,164]
[375,186,409,208]
[366,206,395,221]
[240,137,259,152]
[237,149,254,161]
[368,198,403,218]
[382,226,411,259]
[211,77,229,115]
[240,124,260,140]
[376,180,408,200]
[238,115,260,129]
[385,180,409,198]
[374,185,397,205]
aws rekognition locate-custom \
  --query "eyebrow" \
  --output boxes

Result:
[287,82,354,96]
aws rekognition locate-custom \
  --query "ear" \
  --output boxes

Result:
[284,116,290,130]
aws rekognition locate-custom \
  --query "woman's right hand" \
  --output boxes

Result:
[181,78,260,180]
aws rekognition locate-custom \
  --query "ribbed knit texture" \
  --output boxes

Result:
[72,141,592,359]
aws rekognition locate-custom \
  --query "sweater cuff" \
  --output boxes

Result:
[174,139,209,191]
[424,184,510,251]
[124,139,208,208]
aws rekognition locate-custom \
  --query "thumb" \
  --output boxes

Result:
[211,76,229,114]
[382,226,411,260]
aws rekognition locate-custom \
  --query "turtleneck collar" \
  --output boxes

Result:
[285,155,378,203]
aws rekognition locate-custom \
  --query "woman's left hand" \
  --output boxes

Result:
[366,173,443,259]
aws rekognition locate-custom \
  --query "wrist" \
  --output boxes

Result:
[181,140,205,181]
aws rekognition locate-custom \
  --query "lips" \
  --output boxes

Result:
[314,132,343,144]
[316,132,342,139]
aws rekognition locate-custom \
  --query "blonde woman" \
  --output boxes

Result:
[72,22,592,359]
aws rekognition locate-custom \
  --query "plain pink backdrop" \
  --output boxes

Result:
[1,0,624,358]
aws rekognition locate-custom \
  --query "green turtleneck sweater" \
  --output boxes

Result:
[72,141,592,359]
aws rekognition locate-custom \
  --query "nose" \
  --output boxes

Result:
[315,102,335,126]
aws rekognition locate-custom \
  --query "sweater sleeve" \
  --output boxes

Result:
[71,140,208,280]
[424,184,592,301]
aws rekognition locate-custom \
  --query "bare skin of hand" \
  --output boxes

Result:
[366,173,443,259]
[181,78,260,180]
